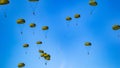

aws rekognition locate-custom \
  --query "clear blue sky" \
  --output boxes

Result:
[0,0,120,68]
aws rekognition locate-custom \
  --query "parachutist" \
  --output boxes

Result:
[25,52,27,54]
[4,14,7,18]
[33,12,35,15]
[76,23,78,26]
[45,62,47,65]
[21,32,23,35]
[88,52,89,55]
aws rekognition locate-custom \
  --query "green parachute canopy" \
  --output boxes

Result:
[44,55,50,60]
[28,0,39,2]
[84,42,92,46]
[89,0,97,6]
[42,26,49,30]
[29,23,36,28]
[66,16,72,21]
[0,0,9,5]
[36,41,42,44]
[18,63,25,67]
[42,53,51,60]
[112,25,120,30]
[74,14,80,18]
[23,44,29,48]
[17,19,25,24]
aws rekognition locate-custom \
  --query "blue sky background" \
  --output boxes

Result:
[0,0,120,68]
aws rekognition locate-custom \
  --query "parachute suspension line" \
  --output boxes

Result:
[33,3,39,15]
[44,31,48,39]
[4,11,7,18]
[25,51,27,54]
[90,7,96,15]
[33,29,35,35]
[117,31,120,39]
[87,51,90,55]
[30,3,39,15]
[2,5,8,18]
[20,24,24,35]
[75,20,79,26]
[0,8,6,24]
[66,21,70,27]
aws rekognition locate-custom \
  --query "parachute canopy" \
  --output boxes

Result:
[89,0,97,6]
[23,44,29,48]
[112,25,120,30]
[36,41,42,44]
[74,14,80,18]
[18,63,25,67]
[42,26,49,30]
[17,19,25,24]
[39,50,44,53]
[41,53,51,60]
[66,16,72,21]
[29,0,39,2]
[0,0,9,5]
[29,23,36,28]
[84,42,92,46]
[44,55,50,60]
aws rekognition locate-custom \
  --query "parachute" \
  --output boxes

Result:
[0,0,9,5]
[29,23,36,35]
[85,42,92,46]
[66,16,72,21]
[23,44,29,48]
[89,0,98,15]
[17,19,25,24]
[0,0,10,18]
[65,16,72,26]
[42,26,49,30]
[0,0,10,24]
[42,26,49,38]
[84,42,92,55]
[40,52,51,65]
[36,41,42,44]
[74,14,80,18]
[29,23,36,28]
[74,14,80,26]
[18,63,25,67]
[112,25,120,30]
[112,24,120,38]
[23,44,29,54]
[89,0,97,6]
[44,54,50,60]
[29,0,39,2]
[16,18,25,35]
[36,41,42,49]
